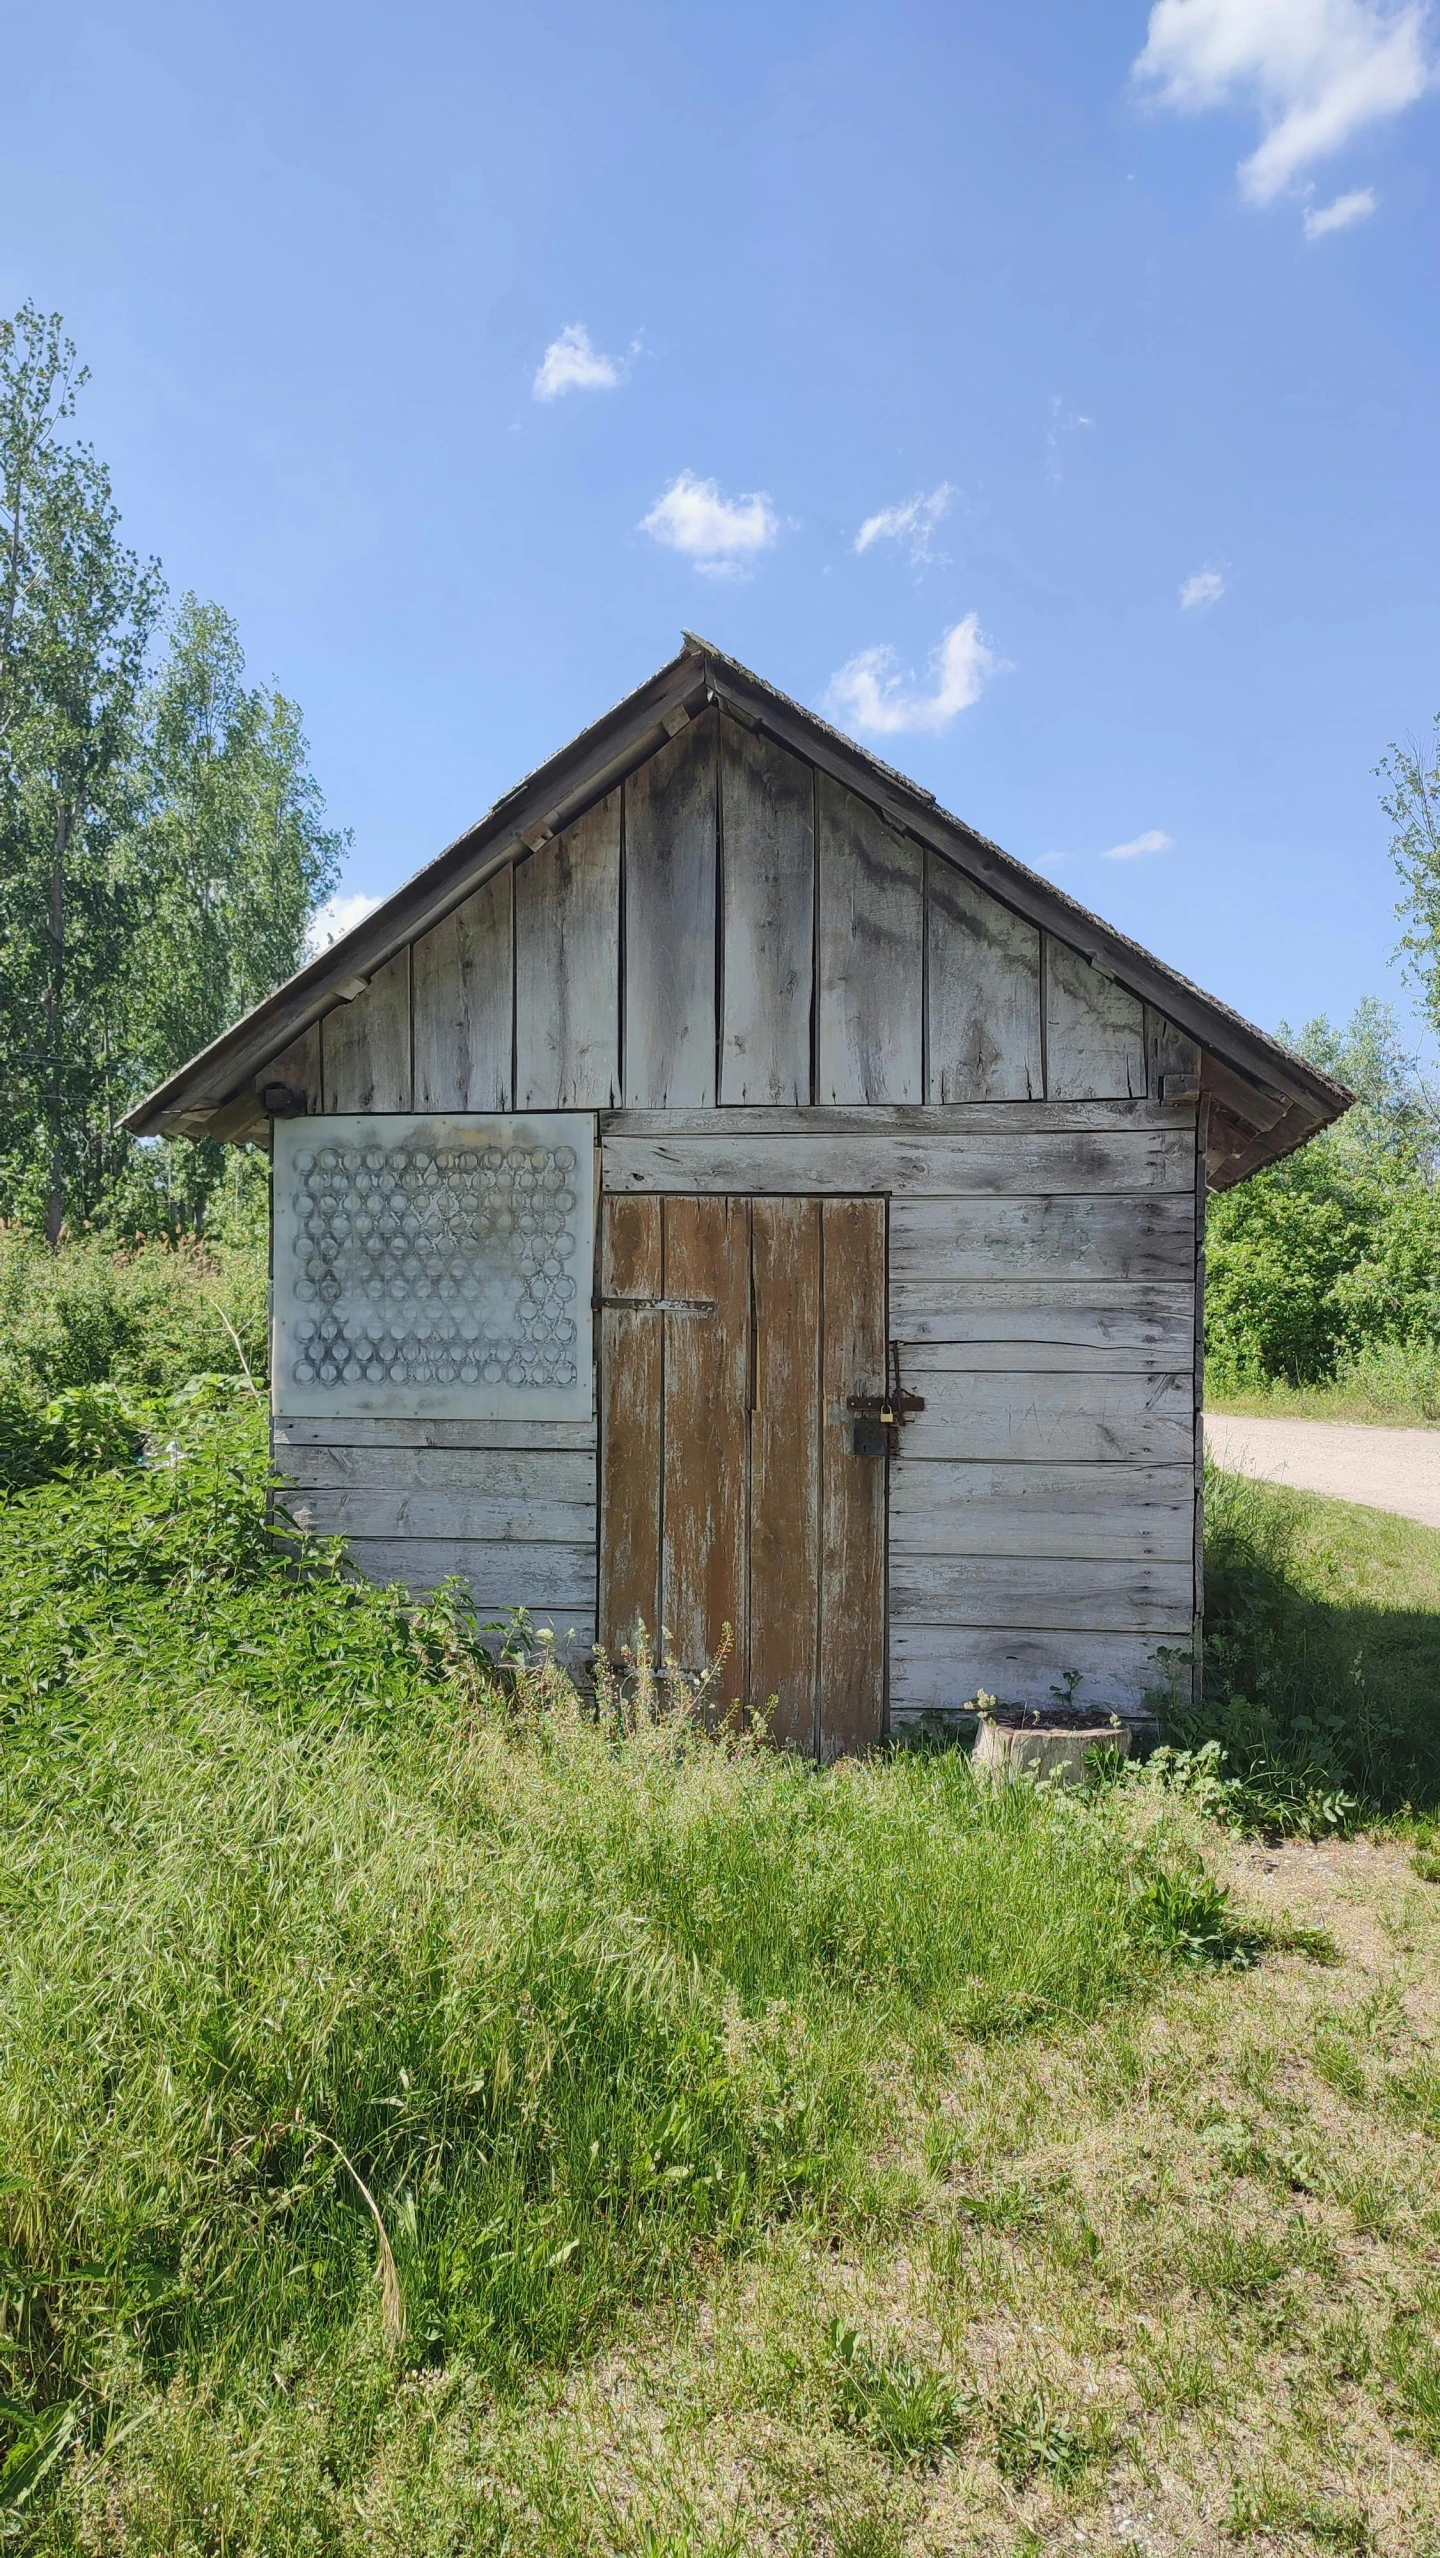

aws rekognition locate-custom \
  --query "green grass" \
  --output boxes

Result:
[0,1405,1250,2551]
[1209,1338,1440,1425]
[1186,1462,1440,1821]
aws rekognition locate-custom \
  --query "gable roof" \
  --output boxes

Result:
[123,631,1350,1183]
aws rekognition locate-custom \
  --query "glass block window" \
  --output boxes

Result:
[272,1113,595,1420]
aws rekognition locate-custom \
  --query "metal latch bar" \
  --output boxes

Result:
[595,1296,717,1315]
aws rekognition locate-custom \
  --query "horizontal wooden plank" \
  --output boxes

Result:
[340,1536,597,1612]
[600,1102,1188,1136]
[603,1129,1193,1198]
[888,1625,1192,1718]
[889,1286,1193,1355]
[272,1445,597,1500]
[888,1554,1193,1630]
[278,1489,596,1544]
[897,1337,1192,1378]
[273,1418,597,1451]
[897,1370,1194,1464]
[891,1194,1194,1284]
[888,1460,1194,1560]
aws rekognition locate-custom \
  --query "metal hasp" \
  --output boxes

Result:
[847,1387,925,1458]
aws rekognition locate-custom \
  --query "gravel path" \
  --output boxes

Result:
[1204,1410,1440,1530]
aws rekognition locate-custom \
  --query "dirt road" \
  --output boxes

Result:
[1205,1408,1440,1529]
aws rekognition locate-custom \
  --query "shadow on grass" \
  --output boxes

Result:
[1182,1464,1440,1817]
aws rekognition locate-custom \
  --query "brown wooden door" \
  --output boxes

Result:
[598,1193,887,1757]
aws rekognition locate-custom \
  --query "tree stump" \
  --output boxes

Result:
[971,1704,1132,1786]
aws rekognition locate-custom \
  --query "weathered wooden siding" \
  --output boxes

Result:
[592,1109,1199,1725]
[272,1417,598,1652]
[277,712,1202,1117]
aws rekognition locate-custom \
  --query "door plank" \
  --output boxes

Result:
[719,717,815,1103]
[661,1196,751,1692]
[624,711,718,1106]
[321,951,412,1112]
[412,868,513,1111]
[750,1197,822,1751]
[817,775,924,1103]
[819,1196,887,1756]
[598,1195,663,1657]
[515,791,621,1107]
[928,856,1042,1100]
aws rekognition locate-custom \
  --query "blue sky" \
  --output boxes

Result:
[4,0,1438,1043]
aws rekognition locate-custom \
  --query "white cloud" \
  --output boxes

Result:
[1134,0,1431,205]
[1304,181,1380,229]
[1180,565,1227,608]
[533,323,624,401]
[305,890,382,958]
[826,616,998,738]
[640,471,779,576]
[854,482,954,564]
[1102,828,1173,861]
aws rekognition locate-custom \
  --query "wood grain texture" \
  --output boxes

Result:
[817,775,923,1104]
[412,868,513,1111]
[1146,1006,1202,1100]
[602,1128,1193,1198]
[888,1626,1191,1717]
[603,1102,1187,1136]
[719,716,815,1104]
[258,1024,322,1110]
[1045,939,1146,1100]
[820,1196,888,1757]
[928,856,1042,1101]
[662,1195,750,1687]
[750,1197,821,1750]
[320,951,412,1111]
[339,1537,595,1611]
[890,1193,1195,1284]
[889,1286,1194,1357]
[280,1489,595,1542]
[272,1445,596,1498]
[888,1553,1194,1629]
[901,1368,1194,1464]
[515,790,621,1107]
[624,710,718,1107]
[598,1194,663,1655]
[273,1417,597,1450]
[888,1459,1194,1560]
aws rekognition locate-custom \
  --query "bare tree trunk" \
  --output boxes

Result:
[43,802,72,1249]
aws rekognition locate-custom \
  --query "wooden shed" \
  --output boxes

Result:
[126,634,1348,1752]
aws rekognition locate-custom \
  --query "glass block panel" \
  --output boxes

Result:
[272,1113,595,1419]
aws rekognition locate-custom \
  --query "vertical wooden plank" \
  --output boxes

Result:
[598,1195,663,1657]
[412,869,513,1111]
[257,1023,322,1112]
[1045,938,1146,1100]
[928,856,1042,1101]
[515,791,620,1108]
[661,1195,750,1693]
[1146,1005,1202,1101]
[820,1197,887,1756]
[719,716,814,1104]
[624,711,718,1107]
[1192,1104,1207,1708]
[817,775,924,1103]
[320,950,412,1111]
[750,1197,822,1751]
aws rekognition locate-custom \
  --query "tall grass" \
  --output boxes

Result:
[0,1405,1238,2548]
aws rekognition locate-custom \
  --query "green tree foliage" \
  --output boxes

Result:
[123,594,345,1092]
[1206,1001,1440,1385]
[0,307,346,1238]
[0,306,162,1240]
[1382,712,1440,1032]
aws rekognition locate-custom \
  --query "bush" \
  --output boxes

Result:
[1206,1145,1440,1390]
[0,1218,267,1402]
